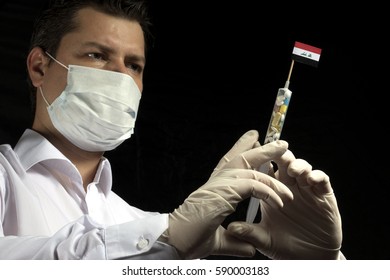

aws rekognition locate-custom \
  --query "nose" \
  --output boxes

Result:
[104,59,143,93]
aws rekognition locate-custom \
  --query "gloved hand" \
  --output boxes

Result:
[227,148,343,259]
[160,130,293,259]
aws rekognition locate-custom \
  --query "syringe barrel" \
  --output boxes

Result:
[245,87,293,223]
[263,87,292,144]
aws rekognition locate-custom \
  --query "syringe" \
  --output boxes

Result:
[245,61,294,223]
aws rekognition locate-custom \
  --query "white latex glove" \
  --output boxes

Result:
[160,130,293,259]
[227,148,343,259]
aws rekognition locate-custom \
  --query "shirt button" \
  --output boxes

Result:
[137,237,149,250]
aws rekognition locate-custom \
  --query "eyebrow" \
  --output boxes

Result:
[81,41,146,64]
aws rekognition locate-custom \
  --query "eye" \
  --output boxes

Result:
[87,52,107,61]
[126,62,143,74]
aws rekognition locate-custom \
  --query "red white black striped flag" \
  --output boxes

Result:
[292,41,322,67]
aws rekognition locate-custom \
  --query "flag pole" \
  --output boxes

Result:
[285,59,294,89]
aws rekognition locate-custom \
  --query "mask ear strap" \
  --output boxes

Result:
[45,51,69,70]
[39,87,51,106]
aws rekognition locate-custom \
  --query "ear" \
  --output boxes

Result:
[27,47,50,88]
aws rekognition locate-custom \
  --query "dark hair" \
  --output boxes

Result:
[27,0,153,110]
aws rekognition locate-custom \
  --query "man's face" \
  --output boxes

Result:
[33,7,146,149]
[43,7,146,104]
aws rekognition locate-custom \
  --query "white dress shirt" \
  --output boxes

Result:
[0,129,179,259]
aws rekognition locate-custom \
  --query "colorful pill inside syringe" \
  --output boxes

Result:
[264,88,292,144]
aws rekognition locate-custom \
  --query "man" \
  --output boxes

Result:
[0,0,343,259]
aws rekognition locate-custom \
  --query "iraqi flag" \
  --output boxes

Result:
[292,41,322,67]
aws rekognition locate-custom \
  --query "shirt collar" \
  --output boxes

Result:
[93,158,112,196]
[14,129,70,170]
[14,129,112,195]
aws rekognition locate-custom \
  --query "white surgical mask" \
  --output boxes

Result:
[40,53,141,152]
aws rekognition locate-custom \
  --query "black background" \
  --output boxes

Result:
[0,0,387,259]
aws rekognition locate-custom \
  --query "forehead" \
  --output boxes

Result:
[59,7,145,56]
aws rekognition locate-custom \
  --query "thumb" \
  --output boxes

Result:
[213,227,256,257]
[227,221,269,252]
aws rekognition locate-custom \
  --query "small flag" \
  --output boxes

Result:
[292,41,322,67]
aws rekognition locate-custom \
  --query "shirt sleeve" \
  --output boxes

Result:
[0,214,180,259]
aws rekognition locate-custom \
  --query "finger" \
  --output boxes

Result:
[227,222,270,253]
[253,140,275,176]
[253,169,294,202]
[214,226,256,257]
[307,169,333,195]
[272,149,296,185]
[287,158,313,187]
[224,140,289,170]
[215,130,260,170]
[254,140,278,175]
[215,169,293,206]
